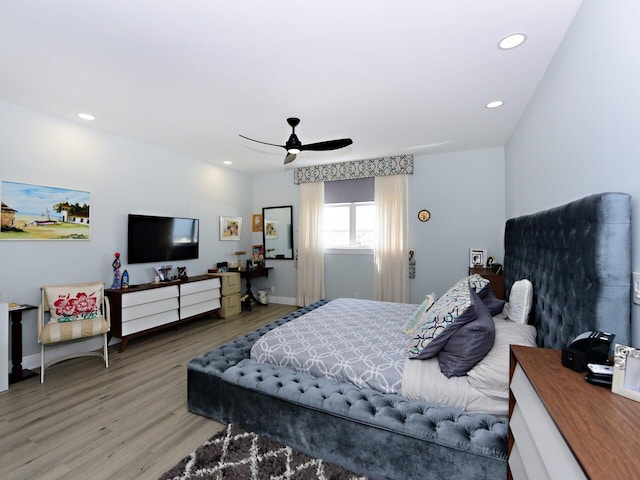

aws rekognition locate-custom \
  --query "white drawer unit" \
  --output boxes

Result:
[180,277,221,319]
[509,364,585,480]
[106,275,221,352]
[121,309,179,336]
[121,285,179,308]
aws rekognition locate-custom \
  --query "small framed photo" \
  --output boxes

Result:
[252,214,263,232]
[220,216,242,241]
[612,344,640,402]
[469,248,487,268]
[252,244,264,264]
[264,220,278,239]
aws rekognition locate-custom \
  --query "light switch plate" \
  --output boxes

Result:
[633,272,640,305]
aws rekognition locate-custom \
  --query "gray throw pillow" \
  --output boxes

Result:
[412,294,479,360]
[437,287,496,377]
[478,285,505,316]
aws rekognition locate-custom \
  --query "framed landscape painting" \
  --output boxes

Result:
[0,180,91,240]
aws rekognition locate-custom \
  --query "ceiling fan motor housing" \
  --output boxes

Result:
[286,133,302,153]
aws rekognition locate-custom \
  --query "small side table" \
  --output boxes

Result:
[469,267,505,300]
[9,304,38,384]
[240,267,273,306]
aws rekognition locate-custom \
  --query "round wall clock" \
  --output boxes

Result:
[418,209,431,222]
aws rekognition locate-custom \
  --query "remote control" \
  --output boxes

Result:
[588,363,614,375]
[585,372,613,388]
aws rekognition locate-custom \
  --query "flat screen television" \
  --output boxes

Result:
[128,214,199,264]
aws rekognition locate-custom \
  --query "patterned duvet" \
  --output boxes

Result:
[250,298,416,394]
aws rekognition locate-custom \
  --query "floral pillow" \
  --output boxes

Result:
[45,284,103,323]
[407,274,489,358]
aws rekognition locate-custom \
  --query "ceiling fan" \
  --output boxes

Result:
[240,117,353,165]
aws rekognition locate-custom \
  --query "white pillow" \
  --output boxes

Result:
[504,279,533,324]
[467,318,537,401]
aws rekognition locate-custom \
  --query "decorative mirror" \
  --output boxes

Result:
[262,205,293,260]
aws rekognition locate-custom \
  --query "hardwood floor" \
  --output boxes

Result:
[0,304,299,480]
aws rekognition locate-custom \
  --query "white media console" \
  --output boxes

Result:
[105,274,221,352]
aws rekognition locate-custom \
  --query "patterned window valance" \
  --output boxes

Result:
[293,154,413,185]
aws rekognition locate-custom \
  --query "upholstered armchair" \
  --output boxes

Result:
[38,281,110,383]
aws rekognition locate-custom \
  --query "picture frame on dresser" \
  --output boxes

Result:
[469,248,487,268]
[612,344,640,402]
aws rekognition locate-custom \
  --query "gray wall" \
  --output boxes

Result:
[322,147,505,302]
[505,0,640,346]
[408,148,505,301]
[251,171,298,303]
[0,99,254,363]
[248,148,505,304]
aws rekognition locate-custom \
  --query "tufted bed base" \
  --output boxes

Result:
[188,301,508,480]
[188,192,631,480]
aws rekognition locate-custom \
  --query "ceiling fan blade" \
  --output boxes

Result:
[284,153,297,164]
[300,138,353,152]
[239,134,286,150]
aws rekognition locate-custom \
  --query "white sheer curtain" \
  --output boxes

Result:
[372,175,408,303]
[296,181,325,306]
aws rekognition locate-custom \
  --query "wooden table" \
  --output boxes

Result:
[509,345,640,479]
[9,304,38,383]
[240,266,273,306]
[469,267,505,299]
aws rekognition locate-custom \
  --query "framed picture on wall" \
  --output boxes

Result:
[220,216,242,241]
[252,214,263,232]
[0,180,91,240]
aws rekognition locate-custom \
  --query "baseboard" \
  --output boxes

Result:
[19,336,122,371]
[269,296,297,306]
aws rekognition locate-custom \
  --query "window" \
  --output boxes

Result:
[324,178,375,249]
[324,202,375,247]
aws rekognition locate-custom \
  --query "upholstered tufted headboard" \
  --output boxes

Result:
[504,193,631,349]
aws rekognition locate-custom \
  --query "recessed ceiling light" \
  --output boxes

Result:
[499,33,527,50]
[78,113,95,121]
[486,100,504,109]
[223,160,232,165]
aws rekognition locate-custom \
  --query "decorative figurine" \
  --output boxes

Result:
[409,250,416,279]
[177,266,188,279]
[121,269,130,288]
[234,251,247,271]
[111,252,122,288]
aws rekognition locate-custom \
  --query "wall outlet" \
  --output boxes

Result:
[634,272,640,306]
[270,286,275,293]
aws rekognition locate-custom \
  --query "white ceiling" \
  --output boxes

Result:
[0,1,582,174]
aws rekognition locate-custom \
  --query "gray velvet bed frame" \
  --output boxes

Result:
[188,192,631,480]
